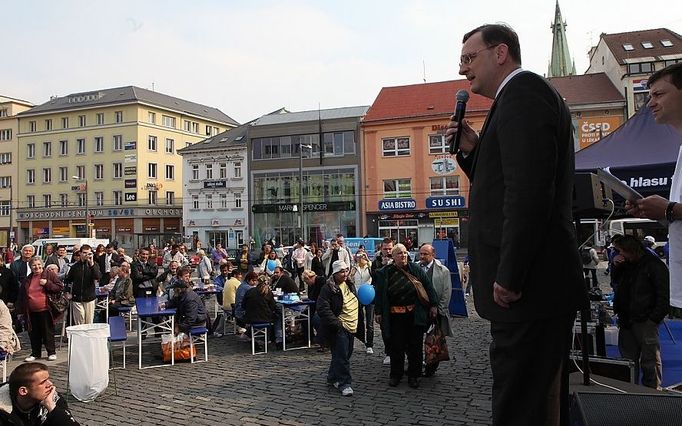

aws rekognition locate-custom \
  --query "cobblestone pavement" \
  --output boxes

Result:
[4,263,613,426]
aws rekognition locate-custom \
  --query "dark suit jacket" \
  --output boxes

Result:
[457,71,587,322]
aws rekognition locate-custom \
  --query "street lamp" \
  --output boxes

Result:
[72,176,90,238]
[299,143,313,243]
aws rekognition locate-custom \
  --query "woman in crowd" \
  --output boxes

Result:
[350,252,375,354]
[108,262,135,317]
[242,275,281,346]
[311,248,325,278]
[238,245,252,274]
[260,251,281,276]
[374,243,438,389]
[305,242,318,272]
[17,257,63,361]
[196,249,213,283]
[157,260,180,297]
[234,271,259,335]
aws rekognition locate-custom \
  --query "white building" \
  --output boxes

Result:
[178,123,249,251]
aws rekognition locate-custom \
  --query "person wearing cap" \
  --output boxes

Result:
[316,260,366,397]
[166,266,207,334]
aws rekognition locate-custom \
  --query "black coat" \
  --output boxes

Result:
[242,287,276,324]
[0,266,16,305]
[456,71,587,322]
[316,278,365,345]
[272,274,298,294]
[613,252,670,326]
[130,260,159,296]
[167,289,207,333]
[65,262,101,303]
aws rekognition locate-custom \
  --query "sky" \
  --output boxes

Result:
[2,0,681,124]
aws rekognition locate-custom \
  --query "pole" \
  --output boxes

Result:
[8,183,12,247]
[85,179,90,238]
[299,145,303,243]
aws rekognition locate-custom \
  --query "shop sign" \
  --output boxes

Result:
[125,193,137,202]
[204,180,227,189]
[124,154,137,163]
[251,201,355,214]
[431,156,457,175]
[124,141,137,150]
[124,166,137,176]
[144,182,163,190]
[426,196,465,209]
[429,211,459,218]
[378,199,416,211]
[434,218,460,227]
[578,116,621,149]
[377,212,427,220]
[124,179,137,188]
[117,227,132,232]
[144,226,159,232]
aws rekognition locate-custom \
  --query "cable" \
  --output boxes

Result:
[577,198,616,250]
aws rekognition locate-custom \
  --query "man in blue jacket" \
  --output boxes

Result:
[167,266,207,334]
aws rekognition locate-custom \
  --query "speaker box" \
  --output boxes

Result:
[568,354,635,383]
[571,392,682,426]
[573,172,613,217]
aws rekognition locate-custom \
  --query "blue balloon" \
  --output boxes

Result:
[357,284,375,305]
[266,259,277,271]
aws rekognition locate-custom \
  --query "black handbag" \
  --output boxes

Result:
[48,292,69,315]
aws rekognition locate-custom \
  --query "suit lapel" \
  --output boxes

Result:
[469,98,498,180]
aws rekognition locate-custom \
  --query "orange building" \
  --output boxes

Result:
[361,80,492,248]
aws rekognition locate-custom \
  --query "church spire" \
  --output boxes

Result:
[547,1,576,77]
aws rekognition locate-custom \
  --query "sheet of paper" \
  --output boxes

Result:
[596,168,643,201]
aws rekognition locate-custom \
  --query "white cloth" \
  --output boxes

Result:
[669,146,682,308]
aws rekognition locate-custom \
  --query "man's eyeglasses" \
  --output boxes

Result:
[459,43,500,66]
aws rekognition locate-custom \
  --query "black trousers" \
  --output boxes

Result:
[389,311,424,379]
[490,313,575,426]
[29,310,56,357]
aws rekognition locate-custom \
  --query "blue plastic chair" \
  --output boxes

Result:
[108,316,128,369]
[189,326,208,363]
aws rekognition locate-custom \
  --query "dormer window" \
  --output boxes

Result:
[623,43,634,51]
[641,41,654,49]
[661,39,673,47]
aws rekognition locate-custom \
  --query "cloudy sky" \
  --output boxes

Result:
[3,0,681,123]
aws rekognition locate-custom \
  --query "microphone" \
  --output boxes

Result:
[449,89,470,154]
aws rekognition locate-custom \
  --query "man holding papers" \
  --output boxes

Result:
[626,63,682,308]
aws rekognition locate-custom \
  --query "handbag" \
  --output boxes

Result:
[397,267,430,307]
[48,292,69,316]
[424,320,450,365]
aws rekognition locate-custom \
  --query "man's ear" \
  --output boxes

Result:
[496,43,509,65]
[17,386,29,397]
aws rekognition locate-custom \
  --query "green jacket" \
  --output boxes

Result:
[374,262,438,339]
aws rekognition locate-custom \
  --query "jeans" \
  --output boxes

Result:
[363,304,374,347]
[327,327,354,388]
[389,312,424,379]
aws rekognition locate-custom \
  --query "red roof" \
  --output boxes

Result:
[600,28,682,65]
[363,79,492,123]
[549,73,624,106]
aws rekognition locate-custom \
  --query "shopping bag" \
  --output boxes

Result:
[424,322,450,365]
[161,333,196,362]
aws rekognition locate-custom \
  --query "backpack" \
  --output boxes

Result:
[580,248,593,265]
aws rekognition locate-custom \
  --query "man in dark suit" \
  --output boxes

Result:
[446,24,587,425]
[97,244,121,286]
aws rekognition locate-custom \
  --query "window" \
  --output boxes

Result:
[623,43,634,51]
[234,162,242,178]
[45,119,52,131]
[113,135,123,151]
[27,144,35,158]
[115,111,123,123]
[165,138,174,153]
[76,165,85,179]
[205,125,219,136]
[191,164,199,180]
[42,142,52,157]
[0,152,12,164]
[185,142,192,148]
[430,176,460,196]
[161,115,176,128]
[234,192,242,208]
[205,164,213,179]
[165,191,174,205]
[206,194,213,209]
[148,190,157,205]
[27,169,35,184]
[148,163,157,178]
[641,41,654,49]
[59,167,68,182]
[96,113,104,125]
[60,194,69,207]
[628,62,654,74]
[148,135,157,151]
[59,140,68,155]
[192,195,199,209]
[113,191,123,206]
[42,168,51,183]
[0,176,10,188]
[383,178,411,198]
[94,137,104,153]
[661,39,673,47]
[0,109,7,118]
[77,138,86,154]
[78,115,86,127]
[94,164,104,180]
[148,112,156,124]
[77,193,86,207]
[165,164,174,180]
[191,122,199,133]
[428,134,447,154]
[0,201,9,216]
[43,194,51,207]
[61,117,69,129]
[382,137,410,156]
[321,131,355,156]
[95,192,104,206]
[220,193,228,209]
[113,163,123,178]
[0,129,11,140]
[29,121,37,132]
[183,120,191,132]
[27,195,35,208]
[219,163,227,179]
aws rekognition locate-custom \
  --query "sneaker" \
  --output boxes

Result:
[212,333,223,338]
[341,386,354,396]
[24,356,36,362]
[366,347,374,355]
[237,327,247,334]
[383,355,391,366]
[47,354,57,361]
[327,381,340,389]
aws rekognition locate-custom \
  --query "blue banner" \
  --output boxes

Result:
[426,196,465,209]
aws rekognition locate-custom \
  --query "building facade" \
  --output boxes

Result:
[249,107,367,247]
[16,86,237,249]
[0,96,33,247]
[362,80,492,248]
[586,28,682,117]
[178,123,249,251]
